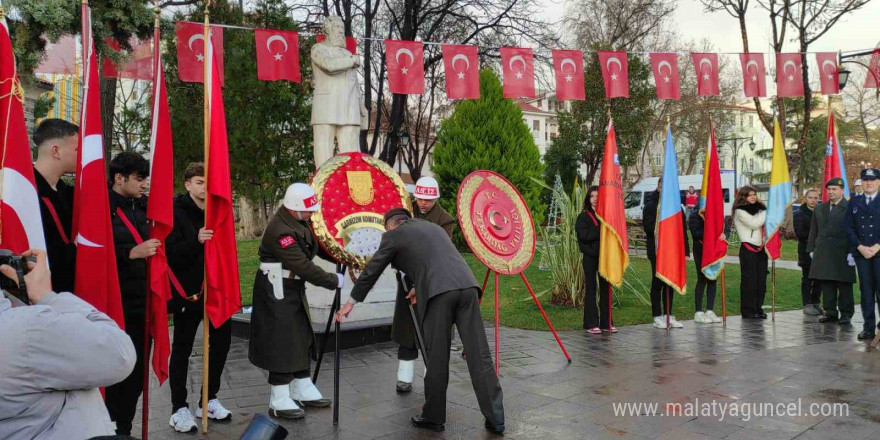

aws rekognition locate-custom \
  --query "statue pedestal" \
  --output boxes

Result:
[307,259,397,331]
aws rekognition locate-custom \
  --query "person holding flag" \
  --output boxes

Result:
[596,120,628,333]
[577,186,612,334]
[764,118,793,320]
[733,186,768,319]
[691,129,727,324]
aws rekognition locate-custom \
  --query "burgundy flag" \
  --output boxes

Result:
[692,53,720,96]
[815,52,839,95]
[552,50,585,101]
[316,34,357,54]
[255,29,300,83]
[739,53,767,98]
[649,53,680,100]
[102,38,152,80]
[597,51,628,98]
[864,49,880,89]
[442,44,479,99]
[776,53,805,97]
[175,21,224,85]
[385,39,425,95]
[501,47,535,98]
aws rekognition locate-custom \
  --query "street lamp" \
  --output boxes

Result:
[838,66,851,91]
[396,129,410,175]
[719,136,755,190]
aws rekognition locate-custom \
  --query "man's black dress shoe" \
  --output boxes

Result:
[838,317,851,325]
[858,331,876,340]
[396,381,412,394]
[411,416,445,432]
[485,419,505,435]
[295,398,332,408]
[819,316,838,323]
[756,312,768,319]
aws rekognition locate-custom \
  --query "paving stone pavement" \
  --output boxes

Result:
[132,310,880,440]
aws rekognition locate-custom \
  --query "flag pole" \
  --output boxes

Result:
[665,286,670,331]
[608,283,613,332]
[720,268,727,326]
[201,0,212,434]
[771,261,776,322]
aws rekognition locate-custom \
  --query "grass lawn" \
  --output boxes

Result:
[726,238,799,261]
[236,238,853,332]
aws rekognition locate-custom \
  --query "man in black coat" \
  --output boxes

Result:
[642,180,689,329]
[104,152,159,436]
[808,178,856,325]
[166,163,233,432]
[338,209,505,435]
[794,189,822,315]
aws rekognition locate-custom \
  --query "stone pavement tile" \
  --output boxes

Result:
[654,425,724,440]
[679,416,746,438]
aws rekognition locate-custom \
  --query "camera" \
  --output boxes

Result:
[0,249,36,305]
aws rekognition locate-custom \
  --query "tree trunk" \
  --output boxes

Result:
[238,195,267,239]
[360,0,374,152]
[100,74,117,159]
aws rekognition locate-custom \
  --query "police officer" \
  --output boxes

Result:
[845,169,880,340]
[248,183,345,419]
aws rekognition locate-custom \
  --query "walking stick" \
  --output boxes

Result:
[313,264,345,383]
[408,303,429,365]
[333,281,341,426]
[720,268,727,326]
[771,260,776,322]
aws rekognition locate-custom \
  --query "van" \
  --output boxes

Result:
[624,172,739,220]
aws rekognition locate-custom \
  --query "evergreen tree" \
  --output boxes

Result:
[433,69,545,235]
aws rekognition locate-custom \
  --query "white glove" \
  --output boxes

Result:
[337,273,345,289]
[810,252,814,259]
[847,253,856,267]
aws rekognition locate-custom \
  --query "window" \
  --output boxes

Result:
[624,192,642,209]
[537,99,542,108]
[533,120,540,131]
[722,188,730,203]
[749,115,754,127]
[653,154,662,166]
[749,158,754,171]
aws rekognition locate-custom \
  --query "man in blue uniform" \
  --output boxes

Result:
[845,168,880,340]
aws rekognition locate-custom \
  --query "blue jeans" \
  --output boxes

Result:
[855,255,880,334]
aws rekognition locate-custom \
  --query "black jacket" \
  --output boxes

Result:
[109,189,149,315]
[166,194,206,309]
[642,190,689,260]
[34,169,76,293]
[688,211,704,256]
[793,204,814,265]
[575,210,600,257]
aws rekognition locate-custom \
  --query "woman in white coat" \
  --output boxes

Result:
[733,186,769,319]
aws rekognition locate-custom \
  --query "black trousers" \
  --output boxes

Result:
[649,255,673,317]
[398,345,418,361]
[268,369,310,385]
[169,303,232,412]
[105,313,149,436]
[739,245,768,317]
[582,255,611,329]
[821,281,854,320]
[693,255,716,311]
[422,288,504,426]
[800,261,821,306]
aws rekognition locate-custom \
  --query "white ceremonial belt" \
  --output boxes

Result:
[259,262,296,299]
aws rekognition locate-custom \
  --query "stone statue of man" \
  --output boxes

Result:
[310,16,367,168]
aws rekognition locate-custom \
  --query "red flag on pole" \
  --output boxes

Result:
[649,53,680,100]
[74,2,124,328]
[255,29,300,83]
[739,53,767,98]
[102,38,152,81]
[145,24,174,384]
[776,53,805,97]
[863,49,880,89]
[316,34,357,54]
[699,125,728,280]
[815,52,839,95]
[500,47,535,98]
[552,50,585,101]
[441,44,479,100]
[596,120,629,286]
[204,39,242,328]
[385,39,425,95]
[0,13,46,254]
[597,51,628,98]
[176,21,224,85]
[691,53,720,96]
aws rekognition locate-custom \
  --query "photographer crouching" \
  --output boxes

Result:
[0,250,136,440]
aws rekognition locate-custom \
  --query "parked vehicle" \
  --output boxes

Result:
[624,172,739,220]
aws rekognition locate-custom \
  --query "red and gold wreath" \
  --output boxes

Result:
[311,152,411,270]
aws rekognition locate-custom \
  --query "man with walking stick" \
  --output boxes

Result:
[248,183,344,420]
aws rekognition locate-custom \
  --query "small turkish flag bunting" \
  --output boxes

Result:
[255,29,300,82]
[175,22,224,85]
[552,50,585,101]
[597,51,628,98]
[739,53,766,98]
[691,53,720,96]
[776,53,805,97]
[385,39,425,95]
[442,44,479,99]
[501,47,535,98]
[815,52,839,95]
[316,34,357,54]
[864,49,880,89]
[649,53,680,100]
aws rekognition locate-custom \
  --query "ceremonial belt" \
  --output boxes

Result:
[115,206,189,300]
[41,197,70,245]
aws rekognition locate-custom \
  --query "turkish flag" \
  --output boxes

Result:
[597,51,628,98]
[316,34,357,54]
[692,53,720,96]
[175,21,224,85]
[204,39,242,328]
[385,39,425,95]
[776,53,805,97]
[552,50,585,101]
[649,53,680,100]
[864,49,880,89]
[74,3,124,328]
[442,44,479,99]
[255,29,300,82]
[501,47,535,98]
[739,53,766,98]
[102,38,152,80]
[815,53,839,95]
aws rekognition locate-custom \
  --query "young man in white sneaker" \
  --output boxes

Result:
[689,200,722,324]
[643,180,688,329]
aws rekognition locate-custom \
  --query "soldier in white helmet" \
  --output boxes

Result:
[248,183,345,420]
[412,176,456,236]
[855,179,864,197]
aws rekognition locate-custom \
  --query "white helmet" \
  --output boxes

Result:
[283,183,320,212]
[855,179,863,186]
[414,176,440,200]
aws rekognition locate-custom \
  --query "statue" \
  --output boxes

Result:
[310,16,367,168]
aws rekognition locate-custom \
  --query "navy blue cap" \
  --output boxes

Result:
[860,168,879,180]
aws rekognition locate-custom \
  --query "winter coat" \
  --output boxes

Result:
[575,209,601,258]
[808,199,857,283]
[165,194,206,312]
[733,203,766,248]
[109,189,150,316]
[793,204,814,266]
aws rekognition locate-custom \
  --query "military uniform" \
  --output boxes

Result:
[413,200,456,237]
[845,170,880,338]
[808,196,855,322]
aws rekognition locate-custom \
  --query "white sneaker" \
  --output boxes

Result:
[269,384,305,419]
[694,311,707,324]
[169,407,197,433]
[668,315,684,328]
[705,310,722,323]
[195,398,231,421]
[653,316,666,329]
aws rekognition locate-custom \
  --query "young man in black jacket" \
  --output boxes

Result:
[104,152,159,436]
[166,163,233,432]
[794,189,822,315]
[642,180,689,329]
